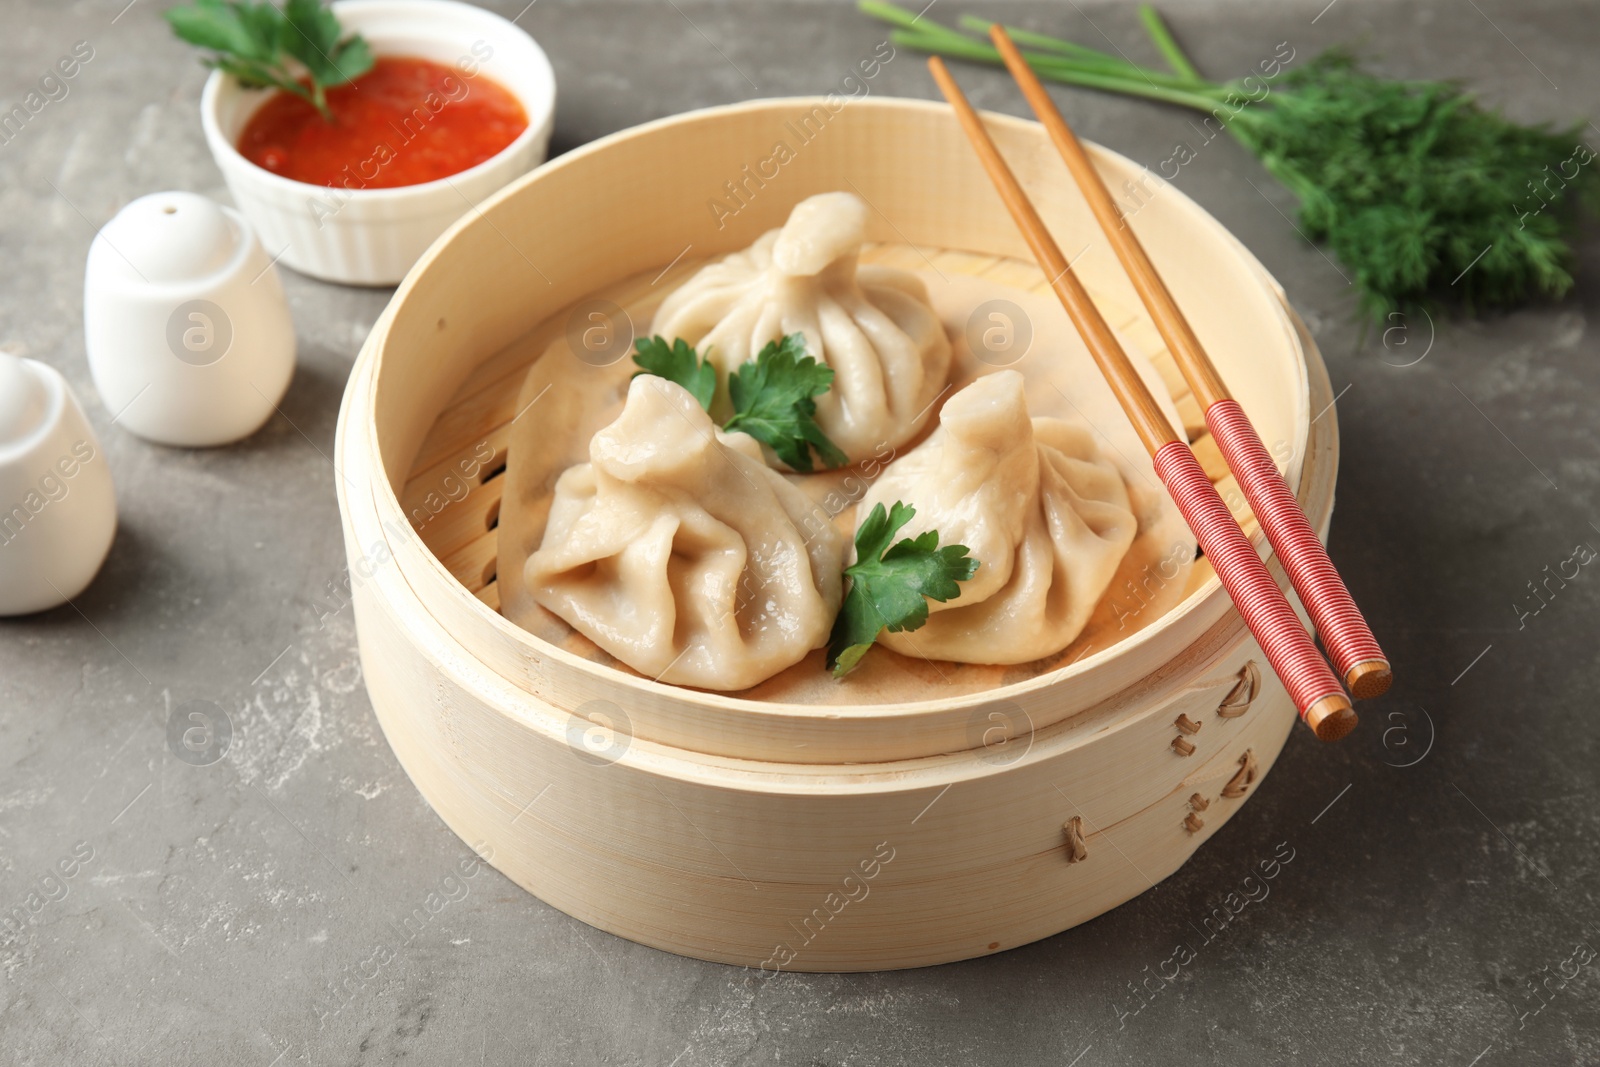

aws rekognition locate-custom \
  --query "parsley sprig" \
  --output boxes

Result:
[631,333,847,473]
[724,335,849,472]
[631,336,716,410]
[166,0,374,122]
[826,501,978,677]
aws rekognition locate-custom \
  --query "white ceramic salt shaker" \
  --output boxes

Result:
[84,191,295,447]
[0,353,118,615]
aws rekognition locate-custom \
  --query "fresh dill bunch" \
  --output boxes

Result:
[860,1,1600,322]
[1231,50,1600,318]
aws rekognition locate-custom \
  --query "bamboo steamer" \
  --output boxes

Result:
[335,98,1338,971]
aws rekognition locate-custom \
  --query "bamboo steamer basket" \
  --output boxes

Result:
[335,97,1338,971]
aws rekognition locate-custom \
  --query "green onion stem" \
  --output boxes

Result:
[859,0,960,37]
[868,0,1197,91]
[1136,4,1202,82]
[887,28,1234,112]
[955,14,1123,65]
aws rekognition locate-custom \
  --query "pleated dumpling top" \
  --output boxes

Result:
[523,375,845,690]
[651,191,952,466]
[855,371,1138,664]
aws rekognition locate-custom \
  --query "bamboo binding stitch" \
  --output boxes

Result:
[1063,816,1089,863]
[1221,749,1261,799]
[1217,660,1261,718]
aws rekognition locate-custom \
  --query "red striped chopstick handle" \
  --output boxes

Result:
[1205,400,1387,692]
[1153,441,1346,722]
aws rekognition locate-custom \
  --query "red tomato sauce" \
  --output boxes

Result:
[237,56,528,188]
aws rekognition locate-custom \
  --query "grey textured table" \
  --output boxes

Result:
[3,1,1599,1064]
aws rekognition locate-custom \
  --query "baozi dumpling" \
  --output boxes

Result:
[855,371,1137,664]
[651,191,952,466]
[522,375,844,690]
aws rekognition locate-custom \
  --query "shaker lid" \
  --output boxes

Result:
[91,191,239,285]
[0,352,50,448]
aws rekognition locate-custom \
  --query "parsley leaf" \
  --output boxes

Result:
[166,0,374,121]
[631,332,848,472]
[725,333,849,473]
[630,335,716,411]
[282,0,372,96]
[827,501,979,677]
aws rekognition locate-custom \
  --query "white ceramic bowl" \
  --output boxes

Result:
[200,0,556,286]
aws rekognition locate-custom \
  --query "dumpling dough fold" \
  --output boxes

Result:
[856,371,1137,664]
[651,191,952,466]
[523,376,844,690]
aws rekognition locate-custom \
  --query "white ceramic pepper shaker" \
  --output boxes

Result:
[0,353,117,615]
[84,191,295,447]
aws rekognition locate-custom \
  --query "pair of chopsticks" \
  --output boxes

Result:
[931,28,1391,742]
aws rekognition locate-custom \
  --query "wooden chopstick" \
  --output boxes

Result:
[927,56,1356,742]
[987,26,1392,701]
